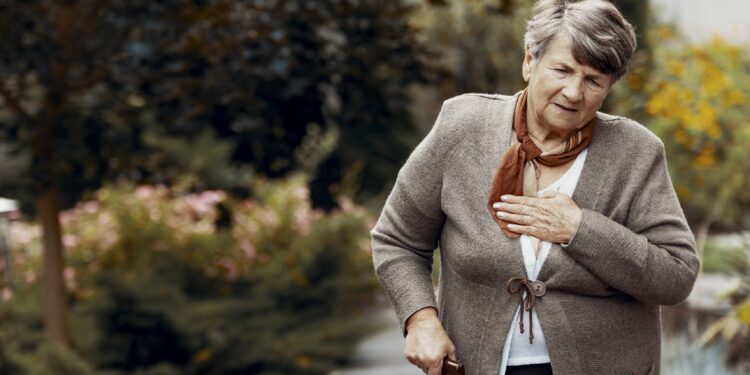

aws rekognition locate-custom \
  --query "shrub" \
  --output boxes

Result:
[2,175,378,374]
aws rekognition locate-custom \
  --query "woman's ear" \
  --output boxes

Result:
[522,50,534,82]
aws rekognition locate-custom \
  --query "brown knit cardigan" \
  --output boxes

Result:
[370,92,700,375]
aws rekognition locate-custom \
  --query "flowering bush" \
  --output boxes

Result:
[1,175,378,374]
[611,27,750,233]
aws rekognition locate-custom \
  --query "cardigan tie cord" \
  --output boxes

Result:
[487,89,595,237]
[507,277,547,344]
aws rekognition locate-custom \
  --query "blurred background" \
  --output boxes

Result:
[0,0,748,374]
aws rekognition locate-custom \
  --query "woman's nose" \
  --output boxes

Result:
[561,78,583,103]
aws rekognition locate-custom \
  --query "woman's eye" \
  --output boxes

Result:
[588,78,602,87]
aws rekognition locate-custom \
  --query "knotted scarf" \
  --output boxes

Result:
[487,89,595,237]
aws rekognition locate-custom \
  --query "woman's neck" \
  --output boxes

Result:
[526,119,574,152]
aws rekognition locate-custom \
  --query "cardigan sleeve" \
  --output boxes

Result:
[370,101,450,335]
[563,142,700,306]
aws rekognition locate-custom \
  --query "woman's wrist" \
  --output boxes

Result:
[564,206,583,244]
[406,307,439,333]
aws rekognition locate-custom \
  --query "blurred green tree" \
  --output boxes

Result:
[135,1,440,208]
[0,0,437,350]
[0,0,152,348]
[0,0,251,348]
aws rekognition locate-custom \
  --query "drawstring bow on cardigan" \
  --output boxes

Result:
[506,277,539,344]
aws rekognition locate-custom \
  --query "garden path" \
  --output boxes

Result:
[333,301,419,375]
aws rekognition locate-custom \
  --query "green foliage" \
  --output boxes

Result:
[0,290,96,374]
[411,0,530,99]
[702,241,749,274]
[3,176,378,374]
[0,0,257,210]
[0,0,435,211]
[611,27,750,231]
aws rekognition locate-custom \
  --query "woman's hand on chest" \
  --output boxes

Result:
[492,191,582,244]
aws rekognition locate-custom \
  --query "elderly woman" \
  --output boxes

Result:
[370,1,700,374]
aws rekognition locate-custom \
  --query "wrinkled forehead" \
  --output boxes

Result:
[535,32,614,78]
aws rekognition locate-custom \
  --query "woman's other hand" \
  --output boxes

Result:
[492,191,582,244]
[404,307,458,375]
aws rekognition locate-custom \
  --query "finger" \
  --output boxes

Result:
[492,202,526,214]
[447,346,458,362]
[495,210,531,225]
[506,223,536,236]
[502,194,548,208]
[500,194,529,204]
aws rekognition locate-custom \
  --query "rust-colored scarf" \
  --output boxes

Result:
[487,89,595,237]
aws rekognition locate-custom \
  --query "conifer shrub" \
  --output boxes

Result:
[2,175,378,374]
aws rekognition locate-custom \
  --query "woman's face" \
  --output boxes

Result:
[522,33,611,139]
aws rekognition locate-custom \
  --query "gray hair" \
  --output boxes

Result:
[524,0,637,82]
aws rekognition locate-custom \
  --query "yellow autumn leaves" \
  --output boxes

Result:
[614,26,750,227]
[644,33,747,171]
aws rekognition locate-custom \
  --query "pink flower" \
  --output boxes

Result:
[240,239,257,260]
[99,230,119,249]
[293,207,313,236]
[338,196,354,212]
[199,190,226,205]
[148,207,162,221]
[63,233,80,248]
[135,185,156,200]
[24,270,37,283]
[64,267,77,290]
[59,210,75,226]
[98,212,113,226]
[182,191,225,219]
[257,207,280,230]
[2,288,13,302]
[292,185,309,202]
[82,201,99,214]
[9,222,41,248]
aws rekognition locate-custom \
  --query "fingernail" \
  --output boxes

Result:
[496,211,504,218]
[501,195,510,201]
[507,224,517,229]
[492,203,501,209]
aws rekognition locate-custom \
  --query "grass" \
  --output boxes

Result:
[702,239,749,274]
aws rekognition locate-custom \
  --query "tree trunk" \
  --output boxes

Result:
[36,186,74,349]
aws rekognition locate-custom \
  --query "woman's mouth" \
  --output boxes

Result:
[554,103,578,112]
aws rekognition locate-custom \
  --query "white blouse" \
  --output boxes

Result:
[498,149,588,375]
